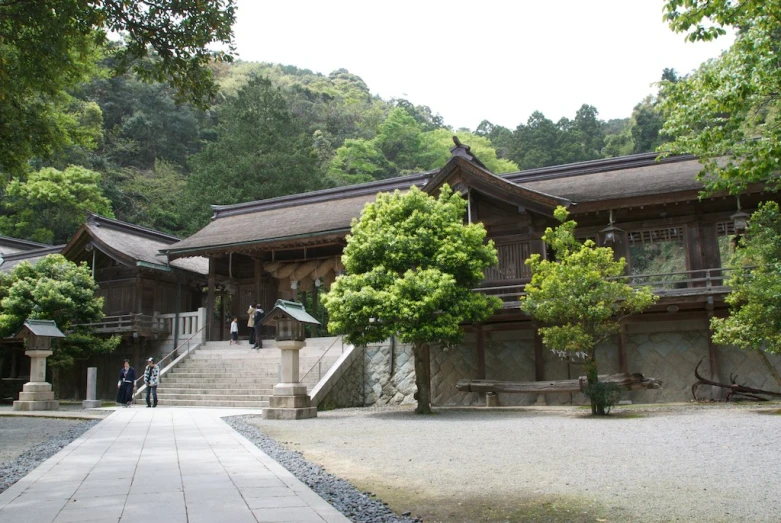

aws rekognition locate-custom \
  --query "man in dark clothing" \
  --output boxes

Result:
[253,307,264,349]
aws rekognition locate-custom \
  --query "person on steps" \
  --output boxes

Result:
[116,359,136,407]
[144,357,159,408]
[230,317,239,345]
[253,306,264,349]
[247,304,256,346]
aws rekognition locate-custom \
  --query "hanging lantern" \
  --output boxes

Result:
[600,209,624,245]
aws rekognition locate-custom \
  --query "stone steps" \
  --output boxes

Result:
[156,392,270,401]
[152,337,342,408]
[158,388,273,396]
[149,399,270,408]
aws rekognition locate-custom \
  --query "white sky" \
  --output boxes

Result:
[232,0,732,131]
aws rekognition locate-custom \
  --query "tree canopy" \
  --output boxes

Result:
[0,0,236,175]
[322,185,501,414]
[711,202,781,353]
[0,165,114,244]
[0,254,119,368]
[520,207,656,415]
[660,0,781,193]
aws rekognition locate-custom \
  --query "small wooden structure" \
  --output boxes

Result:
[261,300,320,420]
[13,319,65,411]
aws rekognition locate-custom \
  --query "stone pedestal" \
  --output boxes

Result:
[82,367,102,409]
[13,350,59,411]
[263,340,317,420]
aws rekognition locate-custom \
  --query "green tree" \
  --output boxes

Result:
[0,254,119,368]
[322,185,502,414]
[0,0,235,174]
[659,0,781,193]
[184,75,323,230]
[0,166,114,244]
[711,202,781,353]
[520,207,656,415]
[327,138,394,185]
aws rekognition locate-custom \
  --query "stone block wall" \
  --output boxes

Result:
[322,319,781,408]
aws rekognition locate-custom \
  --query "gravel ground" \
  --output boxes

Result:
[237,403,781,523]
[0,417,100,494]
[226,415,419,523]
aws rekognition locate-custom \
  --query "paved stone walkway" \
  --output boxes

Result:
[0,408,349,523]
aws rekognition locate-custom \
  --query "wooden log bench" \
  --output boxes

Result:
[456,373,662,395]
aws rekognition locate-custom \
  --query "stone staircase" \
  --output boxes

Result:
[155,337,345,408]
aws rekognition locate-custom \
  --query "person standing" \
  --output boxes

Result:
[143,357,159,408]
[253,306,264,349]
[247,304,256,346]
[230,317,239,345]
[116,359,136,407]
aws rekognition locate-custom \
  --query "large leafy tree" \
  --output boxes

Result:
[659,1,781,363]
[0,255,119,368]
[659,0,781,193]
[0,165,114,244]
[184,75,324,230]
[0,0,235,174]
[711,202,781,353]
[322,185,502,414]
[520,207,656,415]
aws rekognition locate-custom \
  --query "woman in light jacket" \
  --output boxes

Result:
[247,304,256,346]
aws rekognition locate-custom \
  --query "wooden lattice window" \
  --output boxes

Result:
[627,226,687,285]
[484,241,531,281]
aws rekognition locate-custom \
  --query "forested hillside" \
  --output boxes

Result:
[0,52,675,242]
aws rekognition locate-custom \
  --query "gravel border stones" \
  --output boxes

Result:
[0,418,99,494]
[224,415,420,523]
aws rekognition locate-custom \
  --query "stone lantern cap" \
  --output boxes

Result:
[15,319,66,339]
[261,300,321,327]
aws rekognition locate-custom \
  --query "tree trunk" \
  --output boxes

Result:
[413,341,432,414]
[585,350,601,415]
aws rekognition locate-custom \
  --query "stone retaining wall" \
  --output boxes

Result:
[323,319,781,408]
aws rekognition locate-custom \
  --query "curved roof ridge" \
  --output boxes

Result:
[503,152,696,183]
[85,213,181,244]
[211,170,436,220]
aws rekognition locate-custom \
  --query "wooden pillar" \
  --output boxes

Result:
[207,258,216,341]
[10,348,18,378]
[706,311,723,400]
[533,326,544,381]
[618,324,629,374]
[254,258,263,308]
[218,294,225,341]
[476,325,485,379]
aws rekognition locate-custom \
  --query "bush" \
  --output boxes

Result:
[583,381,622,416]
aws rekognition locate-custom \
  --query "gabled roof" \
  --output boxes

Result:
[509,152,712,210]
[424,142,572,216]
[0,245,65,273]
[261,299,320,327]
[62,214,208,276]
[16,319,66,339]
[165,173,435,257]
[0,236,49,255]
[166,150,717,258]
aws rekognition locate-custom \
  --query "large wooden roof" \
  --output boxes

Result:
[63,214,208,275]
[0,235,49,255]
[165,150,723,259]
[0,245,65,273]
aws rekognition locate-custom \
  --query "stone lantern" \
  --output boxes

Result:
[13,319,65,411]
[260,300,320,420]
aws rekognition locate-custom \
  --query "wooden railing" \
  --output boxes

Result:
[74,314,168,334]
[133,322,210,398]
[475,267,737,308]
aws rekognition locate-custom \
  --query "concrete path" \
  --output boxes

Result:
[0,408,349,523]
